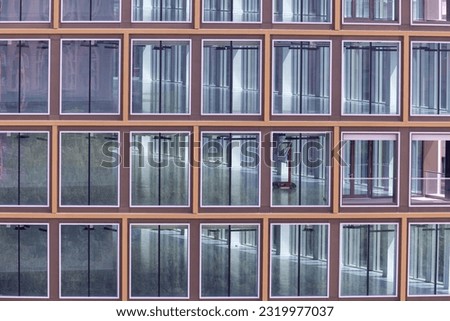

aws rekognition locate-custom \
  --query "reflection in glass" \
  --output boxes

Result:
[132,40,190,114]
[131,225,188,297]
[409,224,450,295]
[202,133,259,206]
[344,0,397,21]
[61,40,120,114]
[0,0,49,21]
[273,0,330,22]
[60,132,119,206]
[203,41,260,114]
[60,224,118,297]
[131,133,189,206]
[62,0,120,21]
[340,224,397,296]
[132,0,190,21]
[271,224,328,297]
[412,43,450,115]
[272,133,330,206]
[0,40,49,113]
[201,225,259,297]
[0,132,48,206]
[342,134,397,205]
[203,0,260,22]
[273,41,330,114]
[413,0,450,23]
[0,224,48,297]
[343,42,399,114]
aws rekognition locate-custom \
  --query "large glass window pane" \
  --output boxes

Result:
[60,132,119,206]
[344,0,397,22]
[131,40,190,114]
[271,224,328,297]
[62,0,120,21]
[61,40,120,114]
[273,0,330,22]
[130,224,188,297]
[201,133,259,206]
[60,224,119,298]
[0,0,49,21]
[410,134,450,205]
[411,43,450,115]
[0,132,48,206]
[0,40,49,114]
[203,41,260,114]
[201,224,259,298]
[341,133,398,206]
[340,223,398,297]
[413,0,450,23]
[204,0,260,22]
[273,41,330,115]
[409,223,450,295]
[272,132,330,206]
[132,0,190,21]
[0,224,48,297]
[131,132,189,206]
[343,42,399,115]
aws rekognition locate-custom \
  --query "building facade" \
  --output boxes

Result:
[0,0,450,300]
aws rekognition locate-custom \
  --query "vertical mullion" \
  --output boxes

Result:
[434,224,439,295]
[158,133,162,205]
[88,42,92,113]
[366,225,371,296]
[227,134,232,206]
[297,225,302,296]
[227,225,232,297]
[228,42,233,114]
[17,226,21,296]
[87,134,91,205]
[18,41,22,113]
[158,225,161,297]
[87,226,91,297]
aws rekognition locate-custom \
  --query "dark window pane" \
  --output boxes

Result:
[204,0,260,22]
[130,225,189,297]
[61,40,120,114]
[60,132,119,206]
[0,0,49,21]
[62,0,120,21]
[0,40,49,114]
[60,224,118,298]
[273,0,331,22]
[132,0,190,21]
[0,224,48,297]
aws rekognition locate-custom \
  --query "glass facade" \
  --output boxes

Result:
[60,132,119,206]
[130,132,190,206]
[202,40,260,114]
[272,132,330,206]
[343,42,399,115]
[132,0,190,22]
[61,40,120,114]
[0,40,49,114]
[0,224,48,297]
[60,224,119,298]
[201,224,259,298]
[273,0,331,22]
[341,133,398,206]
[344,0,398,22]
[201,133,259,206]
[62,0,120,21]
[203,0,260,22]
[340,223,398,297]
[131,40,190,114]
[409,223,450,295]
[411,42,450,115]
[0,132,48,206]
[271,224,328,297]
[0,0,50,21]
[130,224,189,298]
[272,41,330,115]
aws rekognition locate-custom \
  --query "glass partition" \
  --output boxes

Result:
[201,224,259,298]
[343,42,399,115]
[201,133,259,206]
[60,224,119,298]
[203,40,260,114]
[273,41,330,115]
[0,224,48,297]
[131,132,189,206]
[130,224,189,298]
[131,40,190,114]
[271,224,328,297]
[340,223,398,297]
[60,132,119,206]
